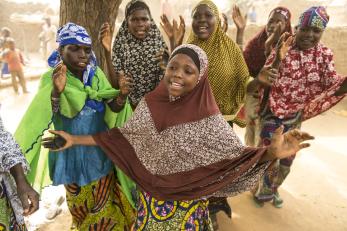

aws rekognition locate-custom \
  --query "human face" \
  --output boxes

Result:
[59,44,92,77]
[164,54,200,97]
[7,41,15,50]
[295,26,323,50]
[266,12,287,36]
[127,9,151,40]
[192,5,216,40]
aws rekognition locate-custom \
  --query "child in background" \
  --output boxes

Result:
[2,38,28,94]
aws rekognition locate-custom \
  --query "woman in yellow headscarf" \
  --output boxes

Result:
[161,0,252,228]
[187,0,250,125]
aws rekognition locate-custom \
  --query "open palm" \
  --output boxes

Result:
[99,22,112,52]
[52,62,67,94]
[268,126,314,159]
[232,5,247,31]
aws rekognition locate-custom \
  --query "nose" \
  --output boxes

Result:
[78,49,87,59]
[173,69,183,79]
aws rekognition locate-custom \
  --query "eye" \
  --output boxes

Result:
[185,67,194,75]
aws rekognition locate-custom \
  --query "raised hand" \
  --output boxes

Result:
[160,14,185,51]
[42,130,73,151]
[275,32,293,61]
[265,21,282,57]
[268,126,314,159]
[17,181,40,216]
[154,48,170,71]
[118,71,134,96]
[160,14,174,39]
[257,66,279,86]
[232,5,247,31]
[52,62,67,94]
[99,22,112,53]
[221,13,228,33]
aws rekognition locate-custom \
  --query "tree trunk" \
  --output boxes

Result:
[59,0,122,75]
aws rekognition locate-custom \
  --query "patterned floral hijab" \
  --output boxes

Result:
[112,0,168,106]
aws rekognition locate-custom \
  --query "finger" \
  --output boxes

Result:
[41,137,55,142]
[53,62,63,73]
[298,132,315,141]
[20,194,30,215]
[27,193,40,215]
[173,19,178,29]
[274,125,284,136]
[48,130,65,136]
[179,15,185,26]
[61,65,67,76]
[299,143,311,149]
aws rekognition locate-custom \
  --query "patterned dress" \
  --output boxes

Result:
[0,114,28,231]
[254,43,346,204]
[134,191,212,231]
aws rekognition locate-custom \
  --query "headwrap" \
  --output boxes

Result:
[298,6,329,30]
[47,22,103,112]
[145,44,217,132]
[112,0,168,106]
[93,44,269,200]
[125,0,150,18]
[243,7,292,77]
[187,0,250,124]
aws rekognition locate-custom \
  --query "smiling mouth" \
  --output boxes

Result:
[77,62,87,68]
[170,81,183,89]
[197,26,208,33]
[135,30,146,36]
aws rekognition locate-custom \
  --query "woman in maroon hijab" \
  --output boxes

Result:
[42,44,313,230]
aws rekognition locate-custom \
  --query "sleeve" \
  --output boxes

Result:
[0,115,29,173]
[111,34,126,73]
[302,49,347,120]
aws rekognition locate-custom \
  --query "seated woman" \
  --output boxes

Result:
[43,44,314,230]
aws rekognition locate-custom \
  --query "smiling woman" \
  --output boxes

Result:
[109,0,168,109]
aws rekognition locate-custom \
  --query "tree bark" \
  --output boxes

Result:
[59,0,122,76]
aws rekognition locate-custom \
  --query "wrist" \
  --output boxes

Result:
[52,89,61,98]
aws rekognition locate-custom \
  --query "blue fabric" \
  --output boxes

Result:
[47,22,104,112]
[48,106,113,186]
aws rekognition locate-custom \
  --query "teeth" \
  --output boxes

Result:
[172,82,182,87]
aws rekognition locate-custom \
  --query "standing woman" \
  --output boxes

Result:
[184,0,251,225]
[243,7,292,147]
[0,110,39,231]
[15,23,135,230]
[253,6,347,208]
[100,0,168,109]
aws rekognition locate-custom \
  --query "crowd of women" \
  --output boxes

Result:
[1,0,346,230]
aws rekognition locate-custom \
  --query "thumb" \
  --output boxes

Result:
[48,130,65,137]
[274,125,284,137]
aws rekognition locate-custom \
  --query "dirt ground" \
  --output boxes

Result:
[1,80,346,231]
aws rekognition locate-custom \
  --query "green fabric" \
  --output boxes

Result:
[15,67,136,207]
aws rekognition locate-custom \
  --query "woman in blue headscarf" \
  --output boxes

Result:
[15,23,135,230]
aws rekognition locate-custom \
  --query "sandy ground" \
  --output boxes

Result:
[1,79,346,231]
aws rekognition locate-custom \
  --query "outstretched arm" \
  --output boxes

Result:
[42,130,97,151]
